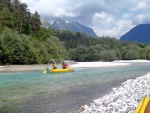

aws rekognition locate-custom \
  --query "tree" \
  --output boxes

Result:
[0,28,40,64]
[16,3,31,34]
[11,0,20,8]
[0,21,3,33]
[114,49,122,60]
[31,11,41,34]
[32,40,48,63]
[0,7,15,28]
[124,50,139,60]
[145,46,150,60]
[94,44,105,52]
[68,48,76,60]
[100,50,118,61]
[121,44,140,60]
[0,28,20,64]
[45,35,67,61]
[86,45,96,61]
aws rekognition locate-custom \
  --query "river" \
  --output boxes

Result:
[0,62,150,113]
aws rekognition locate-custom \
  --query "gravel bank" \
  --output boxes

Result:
[0,61,76,72]
[81,73,150,113]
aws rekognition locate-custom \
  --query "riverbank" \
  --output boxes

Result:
[71,61,130,68]
[0,61,128,72]
[0,61,76,72]
[80,60,150,113]
[0,60,150,72]
[0,65,46,72]
[71,60,150,68]
[81,73,150,113]
[1,60,150,72]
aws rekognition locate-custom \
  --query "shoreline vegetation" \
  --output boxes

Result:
[0,60,150,112]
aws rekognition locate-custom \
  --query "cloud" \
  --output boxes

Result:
[20,0,150,39]
[122,13,132,19]
[130,0,150,25]
[132,13,150,25]
[93,12,114,27]
[95,19,134,38]
[131,1,150,12]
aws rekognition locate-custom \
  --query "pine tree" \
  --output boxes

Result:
[31,11,41,34]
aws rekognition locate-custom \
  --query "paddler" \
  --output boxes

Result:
[50,59,57,69]
[61,60,68,69]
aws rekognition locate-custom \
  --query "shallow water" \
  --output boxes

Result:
[0,62,150,113]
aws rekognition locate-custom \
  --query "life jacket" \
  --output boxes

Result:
[62,62,67,68]
[52,62,57,69]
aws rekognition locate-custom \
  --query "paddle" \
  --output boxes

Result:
[44,61,50,74]
[71,69,74,72]
[68,65,74,72]
[44,69,47,74]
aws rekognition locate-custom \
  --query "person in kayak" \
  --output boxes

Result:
[62,60,68,69]
[50,59,57,69]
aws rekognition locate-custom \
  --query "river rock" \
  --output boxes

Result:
[82,73,150,113]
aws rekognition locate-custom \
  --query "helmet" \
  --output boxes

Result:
[62,60,64,62]
[51,59,55,62]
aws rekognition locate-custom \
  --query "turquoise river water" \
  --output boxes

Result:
[0,62,150,113]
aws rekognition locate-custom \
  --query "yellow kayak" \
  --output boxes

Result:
[50,66,72,73]
[134,97,150,113]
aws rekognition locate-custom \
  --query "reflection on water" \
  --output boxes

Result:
[0,62,150,113]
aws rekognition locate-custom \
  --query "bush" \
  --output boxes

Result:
[100,50,118,61]
[124,50,139,60]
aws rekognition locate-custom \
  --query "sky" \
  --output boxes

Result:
[20,0,150,39]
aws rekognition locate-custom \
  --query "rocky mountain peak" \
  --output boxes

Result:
[53,18,66,25]
[51,18,98,37]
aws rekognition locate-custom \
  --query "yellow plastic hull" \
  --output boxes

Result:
[134,97,150,113]
[50,66,72,73]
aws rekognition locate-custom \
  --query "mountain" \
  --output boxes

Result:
[51,18,98,37]
[119,24,150,43]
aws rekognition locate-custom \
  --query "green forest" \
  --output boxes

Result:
[0,0,150,65]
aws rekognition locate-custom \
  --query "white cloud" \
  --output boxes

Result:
[93,12,114,27]
[115,19,134,37]
[122,13,132,19]
[145,0,150,4]
[132,13,150,25]
[94,19,134,38]
[131,1,150,12]
[21,0,37,13]
[94,28,116,38]
[20,0,150,39]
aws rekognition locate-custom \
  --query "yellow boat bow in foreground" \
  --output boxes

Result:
[134,97,150,113]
